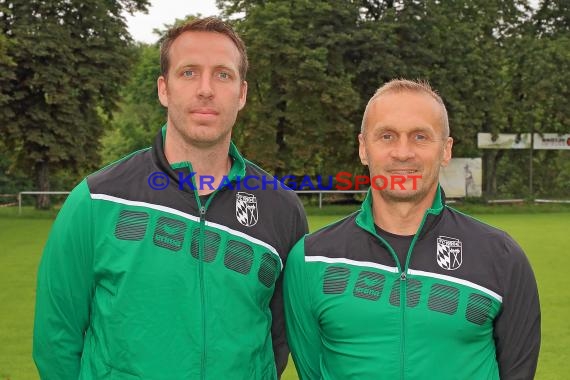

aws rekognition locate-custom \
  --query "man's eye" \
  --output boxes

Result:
[182,70,195,78]
[218,72,230,80]
[415,134,428,141]
[381,133,394,141]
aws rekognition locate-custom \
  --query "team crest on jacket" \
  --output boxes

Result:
[236,192,258,227]
[436,236,463,270]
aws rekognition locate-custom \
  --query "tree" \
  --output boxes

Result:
[534,0,570,36]
[0,0,149,208]
[221,0,361,178]
[500,0,570,198]
[101,43,165,163]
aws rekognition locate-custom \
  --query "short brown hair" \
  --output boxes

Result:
[159,17,248,81]
[361,79,450,138]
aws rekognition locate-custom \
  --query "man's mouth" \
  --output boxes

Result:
[387,169,420,175]
[191,107,219,116]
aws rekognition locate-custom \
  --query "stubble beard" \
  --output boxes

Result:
[170,113,233,150]
[373,172,437,204]
[378,186,426,203]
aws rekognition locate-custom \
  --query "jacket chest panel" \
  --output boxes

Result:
[93,205,280,301]
[312,263,501,343]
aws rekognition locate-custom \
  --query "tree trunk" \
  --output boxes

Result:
[35,160,50,209]
[274,99,287,178]
[482,150,504,198]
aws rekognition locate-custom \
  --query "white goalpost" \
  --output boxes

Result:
[18,191,71,215]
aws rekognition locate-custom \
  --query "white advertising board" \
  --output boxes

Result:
[478,133,570,150]
[439,158,482,198]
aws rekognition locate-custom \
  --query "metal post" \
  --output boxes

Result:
[319,192,322,209]
[529,131,534,199]
[18,192,22,215]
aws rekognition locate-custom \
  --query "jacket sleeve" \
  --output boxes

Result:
[270,200,308,377]
[270,275,290,377]
[33,179,95,380]
[284,237,322,380]
[493,233,541,380]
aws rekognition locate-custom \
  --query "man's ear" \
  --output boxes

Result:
[238,80,248,110]
[157,76,168,108]
[358,133,368,166]
[441,137,453,167]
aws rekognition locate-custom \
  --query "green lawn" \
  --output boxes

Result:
[0,206,568,379]
[0,214,51,379]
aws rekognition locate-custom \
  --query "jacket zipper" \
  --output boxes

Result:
[372,234,406,380]
[400,271,407,380]
[188,166,229,379]
[196,187,223,380]
[358,189,441,380]
[199,205,207,380]
[175,155,236,379]
[400,211,430,380]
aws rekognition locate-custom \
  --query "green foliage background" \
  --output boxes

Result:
[1,0,569,200]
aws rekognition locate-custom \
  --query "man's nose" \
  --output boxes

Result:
[389,137,415,161]
[197,75,214,99]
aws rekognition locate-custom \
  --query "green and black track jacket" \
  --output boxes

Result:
[33,128,308,380]
[284,187,540,380]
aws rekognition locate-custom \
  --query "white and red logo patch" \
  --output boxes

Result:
[436,236,462,270]
[236,192,258,227]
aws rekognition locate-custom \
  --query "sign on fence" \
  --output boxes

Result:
[439,158,482,198]
[478,133,570,150]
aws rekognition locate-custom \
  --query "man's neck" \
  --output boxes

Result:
[371,190,436,236]
[164,131,232,196]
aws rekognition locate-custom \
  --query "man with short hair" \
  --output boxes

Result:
[33,17,307,379]
[284,79,540,380]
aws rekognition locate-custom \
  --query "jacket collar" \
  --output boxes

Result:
[153,124,247,191]
[355,185,446,239]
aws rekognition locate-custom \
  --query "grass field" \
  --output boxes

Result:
[0,205,568,379]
